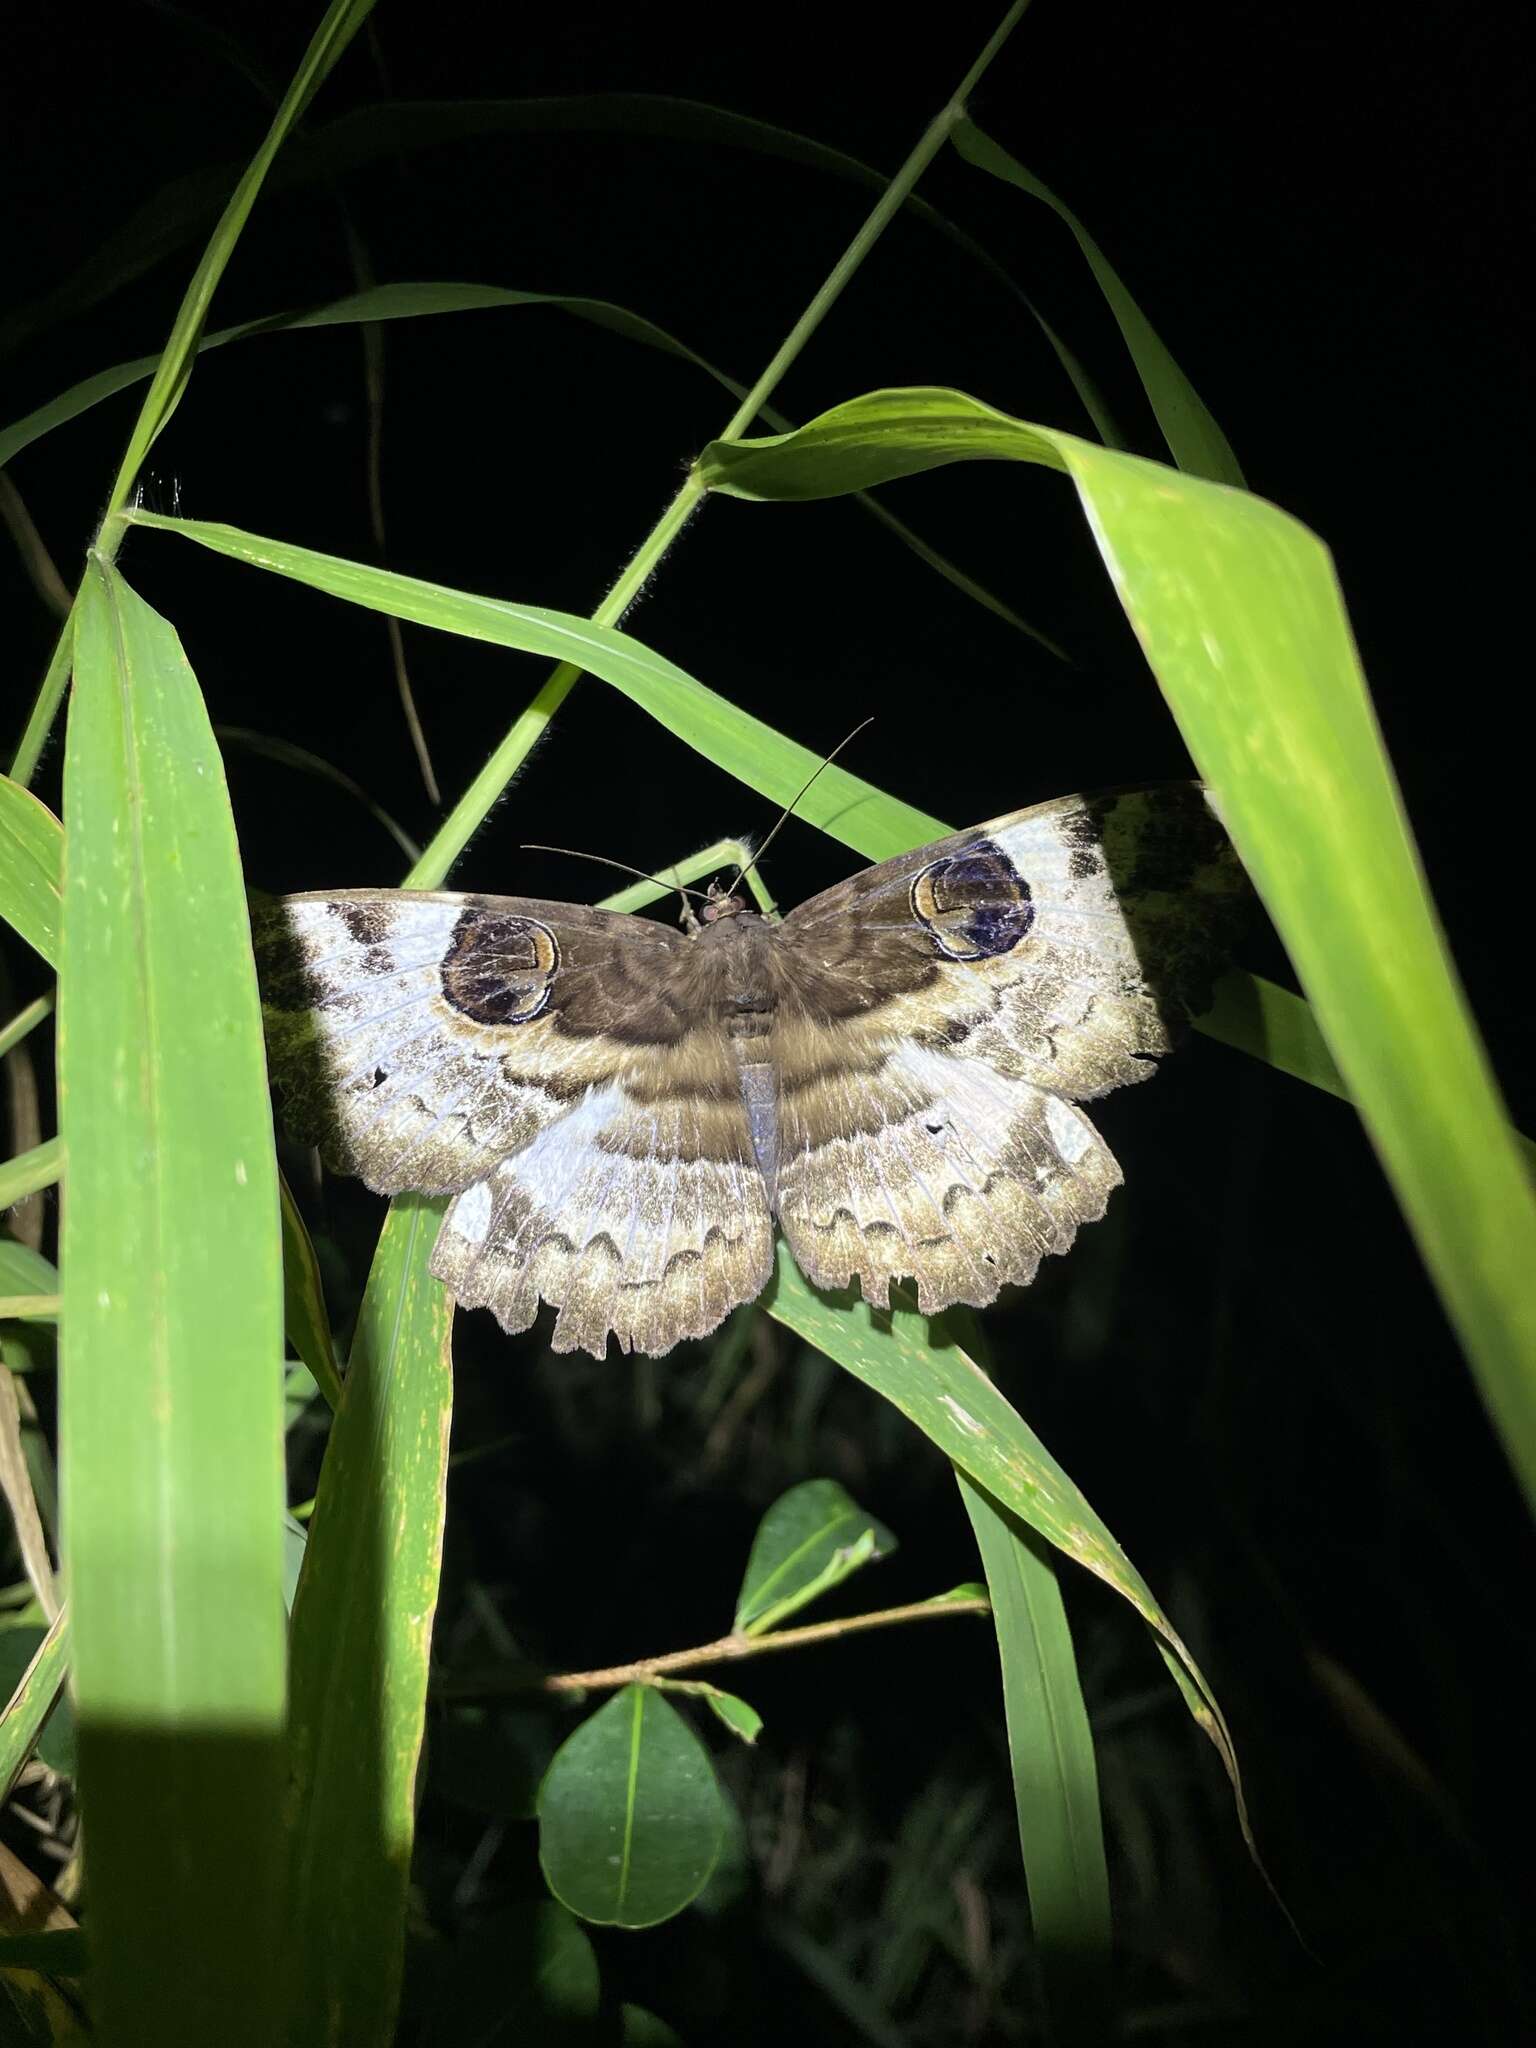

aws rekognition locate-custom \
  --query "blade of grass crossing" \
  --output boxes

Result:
[959,1476,1111,2045]
[283,1192,453,2045]
[699,386,1536,1512]
[60,560,287,2045]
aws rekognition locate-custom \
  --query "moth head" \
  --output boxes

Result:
[699,879,747,924]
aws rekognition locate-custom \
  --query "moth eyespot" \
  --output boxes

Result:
[440,909,560,1026]
[371,1067,387,1088]
[925,1121,945,1136]
[910,840,1034,960]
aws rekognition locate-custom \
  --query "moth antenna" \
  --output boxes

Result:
[519,843,709,905]
[727,718,874,895]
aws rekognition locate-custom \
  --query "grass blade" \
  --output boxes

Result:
[763,1246,1250,1836]
[0,1609,69,1803]
[959,1478,1110,2044]
[952,121,1244,485]
[0,775,63,964]
[125,509,944,863]
[283,1192,453,2044]
[60,560,286,2044]
[700,385,1536,1512]
[99,0,375,521]
[0,1138,60,1211]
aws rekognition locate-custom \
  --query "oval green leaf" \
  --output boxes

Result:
[538,1685,726,1929]
[734,1478,896,1635]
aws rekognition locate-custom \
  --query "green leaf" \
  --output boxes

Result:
[701,384,1536,1514]
[422,1900,599,2048]
[762,1244,1251,1837]
[960,1477,1110,2043]
[0,1139,61,1213]
[0,774,63,965]
[100,0,376,517]
[733,1478,896,1635]
[0,1610,69,1796]
[0,282,733,474]
[538,1685,726,1929]
[278,1171,343,1410]
[125,508,943,866]
[924,1580,989,1606]
[655,1679,764,1745]
[620,2006,686,2047]
[283,1192,454,2043]
[951,120,1244,486]
[59,561,287,2045]
[0,1622,74,1777]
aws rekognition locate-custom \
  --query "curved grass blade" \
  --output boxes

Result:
[959,1476,1110,2044]
[282,1191,453,2045]
[125,510,945,862]
[218,726,421,865]
[762,1246,1251,1835]
[538,1684,726,1929]
[0,776,62,965]
[1,93,1120,449]
[278,1173,343,1411]
[0,1608,69,1803]
[99,0,375,521]
[2,277,1050,662]
[700,386,1536,1511]
[0,1139,59,1212]
[952,120,1244,485]
[61,560,287,2045]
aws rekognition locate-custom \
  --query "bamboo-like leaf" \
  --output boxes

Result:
[951,120,1244,485]
[538,1685,726,1929]
[0,283,731,472]
[0,1138,60,1211]
[283,1192,453,2044]
[733,1478,896,1635]
[0,775,63,965]
[60,560,287,2045]
[100,0,376,516]
[125,509,943,860]
[0,1608,69,1798]
[700,386,1536,1511]
[959,1476,1110,2042]
[278,1173,343,1411]
[0,1621,74,1776]
[762,1245,1250,1827]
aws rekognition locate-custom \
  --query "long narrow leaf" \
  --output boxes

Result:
[763,1246,1250,1830]
[699,386,1536,1511]
[0,775,63,964]
[952,121,1244,485]
[959,1477,1111,2045]
[283,1192,453,2044]
[60,560,287,2045]
[125,509,944,860]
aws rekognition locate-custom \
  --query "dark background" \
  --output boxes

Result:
[5,1,1534,2041]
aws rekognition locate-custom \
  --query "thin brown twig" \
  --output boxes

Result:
[442,1594,992,1700]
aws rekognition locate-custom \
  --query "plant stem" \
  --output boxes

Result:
[405,0,1031,890]
[0,995,55,1064]
[441,1594,993,1699]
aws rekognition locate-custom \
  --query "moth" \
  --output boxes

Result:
[256,786,1245,1358]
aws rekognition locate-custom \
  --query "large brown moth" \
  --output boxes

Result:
[256,786,1245,1357]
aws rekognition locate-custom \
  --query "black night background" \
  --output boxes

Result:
[3,2,1534,2041]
